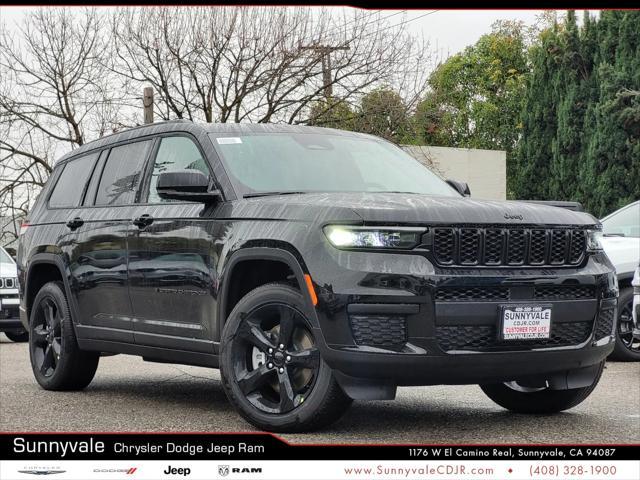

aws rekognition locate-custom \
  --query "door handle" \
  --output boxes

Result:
[66,217,84,230]
[133,214,154,229]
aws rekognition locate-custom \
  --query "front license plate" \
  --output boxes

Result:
[500,305,552,340]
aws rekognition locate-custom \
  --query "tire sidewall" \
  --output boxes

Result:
[220,284,333,430]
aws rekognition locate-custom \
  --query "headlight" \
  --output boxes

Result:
[586,229,604,251]
[323,225,425,249]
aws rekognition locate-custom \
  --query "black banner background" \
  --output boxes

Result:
[1,434,637,461]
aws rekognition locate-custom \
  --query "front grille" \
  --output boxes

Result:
[534,285,596,300]
[435,285,596,302]
[594,308,615,340]
[436,321,593,352]
[435,287,509,301]
[432,227,587,267]
[0,277,18,289]
[350,315,407,350]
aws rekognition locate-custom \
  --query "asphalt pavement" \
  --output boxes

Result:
[1,334,638,444]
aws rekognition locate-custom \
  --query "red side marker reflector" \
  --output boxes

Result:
[304,274,318,306]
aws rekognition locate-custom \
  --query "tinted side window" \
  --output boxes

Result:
[147,136,209,203]
[49,153,99,208]
[95,140,152,206]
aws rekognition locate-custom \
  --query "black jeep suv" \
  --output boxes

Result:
[17,121,617,432]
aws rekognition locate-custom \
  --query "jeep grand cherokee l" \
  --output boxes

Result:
[17,121,617,432]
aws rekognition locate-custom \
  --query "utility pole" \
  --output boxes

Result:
[301,45,350,99]
[143,87,154,124]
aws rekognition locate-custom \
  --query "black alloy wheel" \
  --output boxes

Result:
[611,288,640,361]
[31,296,63,378]
[220,283,352,432]
[618,299,639,351]
[29,281,99,390]
[231,303,320,414]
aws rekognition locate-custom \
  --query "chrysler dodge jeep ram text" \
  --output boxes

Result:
[17,121,617,432]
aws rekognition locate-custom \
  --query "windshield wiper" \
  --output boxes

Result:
[243,191,307,199]
[603,233,626,237]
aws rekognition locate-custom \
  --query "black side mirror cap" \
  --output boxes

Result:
[446,179,471,197]
[156,170,222,203]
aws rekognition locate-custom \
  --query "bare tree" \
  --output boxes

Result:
[110,7,433,125]
[0,8,132,246]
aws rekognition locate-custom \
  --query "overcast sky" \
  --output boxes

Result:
[0,7,592,59]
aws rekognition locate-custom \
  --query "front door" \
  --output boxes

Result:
[127,135,220,352]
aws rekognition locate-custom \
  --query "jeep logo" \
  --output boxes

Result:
[163,466,191,476]
[504,213,524,220]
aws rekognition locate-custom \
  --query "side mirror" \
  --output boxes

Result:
[156,170,222,203]
[446,179,471,197]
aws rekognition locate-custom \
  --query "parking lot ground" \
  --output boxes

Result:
[1,335,638,444]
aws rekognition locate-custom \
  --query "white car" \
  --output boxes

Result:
[0,246,28,342]
[601,200,640,360]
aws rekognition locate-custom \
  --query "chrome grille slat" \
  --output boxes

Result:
[432,227,587,267]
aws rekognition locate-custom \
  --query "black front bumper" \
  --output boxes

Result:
[317,330,613,386]
[309,251,617,387]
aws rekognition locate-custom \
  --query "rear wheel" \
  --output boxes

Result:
[480,361,605,414]
[29,281,99,391]
[220,283,351,432]
[610,288,640,361]
[5,329,29,342]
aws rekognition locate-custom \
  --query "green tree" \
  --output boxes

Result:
[581,11,640,216]
[307,98,356,131]
[415,25,528,155]
[512,26,561,200]
[548,11,595,201]
[355,88,414,143]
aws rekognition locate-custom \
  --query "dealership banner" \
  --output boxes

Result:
[1,434,639,480]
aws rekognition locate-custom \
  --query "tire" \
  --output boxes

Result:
[28,281,99,391]
[5,329,29,342]
[480,361,605,414]
[609,288,640,361]
[220,283,352,432]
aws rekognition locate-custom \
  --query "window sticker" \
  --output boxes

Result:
[217,137,243,145]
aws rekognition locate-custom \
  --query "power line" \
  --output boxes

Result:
[358,10,440,40]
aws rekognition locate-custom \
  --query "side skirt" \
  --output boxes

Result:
[77,338,219,368]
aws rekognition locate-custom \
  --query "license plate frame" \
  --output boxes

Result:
[499,304,552,341]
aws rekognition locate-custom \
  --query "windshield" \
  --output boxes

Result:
[601,202,640,237]
[210,133,459,198]
[0,248,13,264]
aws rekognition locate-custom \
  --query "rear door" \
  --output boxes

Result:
[127,134,220,352]
[69,140,154,343]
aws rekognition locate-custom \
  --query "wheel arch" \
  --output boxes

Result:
[217,246,319,341]
[25,254,76,324]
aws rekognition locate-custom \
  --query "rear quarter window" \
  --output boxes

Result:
[48,152,99,208]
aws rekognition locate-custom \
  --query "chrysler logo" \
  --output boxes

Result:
[504,213,524,220]
[18,471,65,476]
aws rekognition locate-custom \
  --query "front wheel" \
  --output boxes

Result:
[480,361,605,414]
[5,329,29,342]
[220,283,352,432]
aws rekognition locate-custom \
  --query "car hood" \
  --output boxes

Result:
[237,192,599,226]
[0,261,17,279]
[601,236,640,276]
